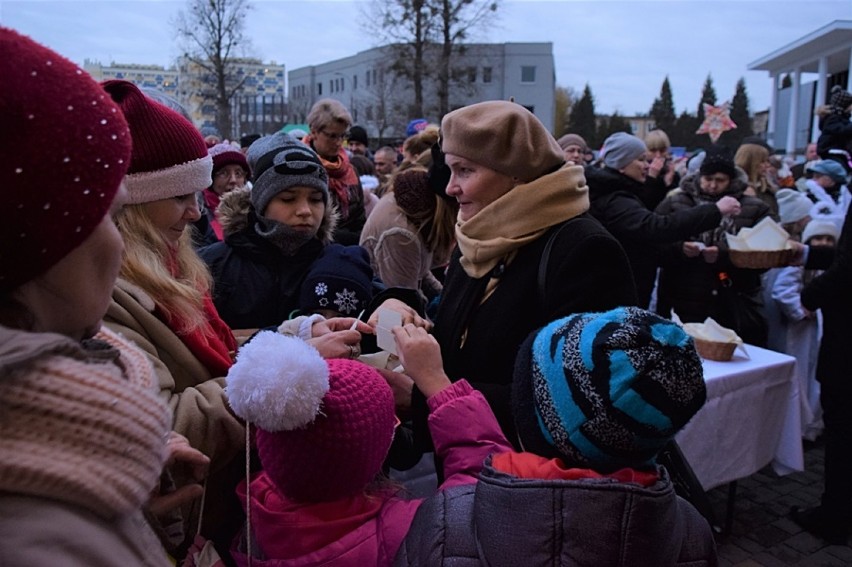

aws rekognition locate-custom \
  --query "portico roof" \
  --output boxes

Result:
[748,20,852,76]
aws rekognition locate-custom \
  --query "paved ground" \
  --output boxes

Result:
[710,439,852,566]
[393,439,851,565]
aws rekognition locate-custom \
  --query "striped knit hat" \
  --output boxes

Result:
[513,307,706,471]
[103,80,212,204]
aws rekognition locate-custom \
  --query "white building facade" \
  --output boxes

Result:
[288,42,556,142]
[748,20,852,155]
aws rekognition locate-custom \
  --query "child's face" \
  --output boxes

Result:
[808,235,836,248]
[264,186,325,236]
[813,173,837,190]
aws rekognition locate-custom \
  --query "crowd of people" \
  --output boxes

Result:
[2,25,851,566]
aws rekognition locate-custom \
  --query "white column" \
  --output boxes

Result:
[786,67,801,156]
[768,74,780,148]
[812,56,828,143]
[848,47,852,90]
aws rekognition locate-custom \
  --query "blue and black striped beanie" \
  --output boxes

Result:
[512,307,706,471]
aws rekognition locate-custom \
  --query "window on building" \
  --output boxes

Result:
[366,105,373,121]
[318,82,323,95]
[523,105,535,115]
[372,69,377,85]
[366,71,371,87]
[483,67,492,83]
[353,74,358,89]
[468,67,477,82]
[521,66,536,83]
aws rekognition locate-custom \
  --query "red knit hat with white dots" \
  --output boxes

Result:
[0,28,132,293]
[103,80,213,204]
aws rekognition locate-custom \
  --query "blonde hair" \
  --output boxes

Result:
[735,143,770,193]
[402,126,440,160]
[427,194,459,263]
[116,205,213,333]
[644,130,671,153]
[307,98,352,133]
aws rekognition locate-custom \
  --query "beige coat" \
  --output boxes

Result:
[104,278,244,469]
[359,192,442,296]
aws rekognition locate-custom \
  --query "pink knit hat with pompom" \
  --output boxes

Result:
[226,331,396,502]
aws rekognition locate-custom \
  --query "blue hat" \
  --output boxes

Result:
[512,307,706,471]
[300,244,374,316]
[406,118,429,138]
[809,159,847,184]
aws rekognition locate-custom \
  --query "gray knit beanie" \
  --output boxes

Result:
[775,189,813,223]
[512,307,706,471]
[601,132,647,170]
[247,132,329,215]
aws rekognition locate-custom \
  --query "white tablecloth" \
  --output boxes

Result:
[675,344,805,490]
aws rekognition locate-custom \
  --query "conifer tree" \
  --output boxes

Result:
[720,77,753,147]
[567,84,597,147]
[649,76,676,134]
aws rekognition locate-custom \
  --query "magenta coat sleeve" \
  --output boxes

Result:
[426,380,515,490]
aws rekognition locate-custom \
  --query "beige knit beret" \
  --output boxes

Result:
[441,101,565,182]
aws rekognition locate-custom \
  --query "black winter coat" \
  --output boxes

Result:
[430,214,637,442]
[654,174,772,345]
[817,111,852,159]
[802,206,852,385]
[198,188,338,330]
[586,166,722,308]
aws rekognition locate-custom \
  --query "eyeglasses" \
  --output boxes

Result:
[215,168,247,180]
[320,129,347,141]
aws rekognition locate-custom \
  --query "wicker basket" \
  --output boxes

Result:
[693,338,737,362]
[729,248,796,269]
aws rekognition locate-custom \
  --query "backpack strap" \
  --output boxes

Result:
[537,217,579,304]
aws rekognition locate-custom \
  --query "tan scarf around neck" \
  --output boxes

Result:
[456,164,589,278]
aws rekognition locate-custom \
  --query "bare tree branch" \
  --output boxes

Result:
[173,0,253,137]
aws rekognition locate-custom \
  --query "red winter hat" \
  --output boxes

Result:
[226,332,396,502]
[208,142,250,178]
[102,80,212,204]
[0,28,132,293]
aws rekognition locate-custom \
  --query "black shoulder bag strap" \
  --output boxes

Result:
[537,218,578,310]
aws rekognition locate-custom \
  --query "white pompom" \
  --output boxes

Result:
[226,331,329,431]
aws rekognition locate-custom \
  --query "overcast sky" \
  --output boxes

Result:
[2,0,849,116]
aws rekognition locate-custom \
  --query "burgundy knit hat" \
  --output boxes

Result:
[208,142,250,178]
[0,28,132,293]
[394,168,436,219]
[226,332,396,502]
[103,80,212,204]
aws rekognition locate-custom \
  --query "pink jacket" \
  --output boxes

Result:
[232,380,512,566]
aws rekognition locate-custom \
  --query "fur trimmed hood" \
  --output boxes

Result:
[216,187,339,245]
